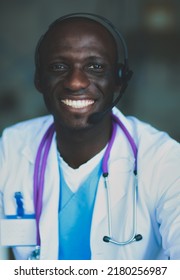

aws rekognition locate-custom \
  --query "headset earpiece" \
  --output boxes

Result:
[120,67,133,94]
[118,63,124,79]
[116,63,133,85]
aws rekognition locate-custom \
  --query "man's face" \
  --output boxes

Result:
[36,18,120,130]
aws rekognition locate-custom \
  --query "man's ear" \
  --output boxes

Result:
[34,71,43,93]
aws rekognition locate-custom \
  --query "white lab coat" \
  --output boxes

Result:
[0,108,180,260]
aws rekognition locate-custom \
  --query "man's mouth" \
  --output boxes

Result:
[61,99,95,109]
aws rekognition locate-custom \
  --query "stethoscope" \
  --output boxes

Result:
[102,114,142,245]
[29,113,142,259]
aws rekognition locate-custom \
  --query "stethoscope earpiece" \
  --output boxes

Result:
[103,234,143,246]
[103,236,111,243]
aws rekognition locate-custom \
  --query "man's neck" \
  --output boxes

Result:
[55,116,112,169]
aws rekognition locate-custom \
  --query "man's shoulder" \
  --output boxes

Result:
[113,107,179,157]
[2,115,52,134]
[1,115,53,146]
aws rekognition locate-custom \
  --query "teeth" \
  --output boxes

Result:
[61,99,94,109]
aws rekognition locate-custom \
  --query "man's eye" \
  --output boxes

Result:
[88,64,104,72]
[49,63,68,72]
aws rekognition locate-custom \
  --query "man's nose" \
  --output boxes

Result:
[64,69,90,91]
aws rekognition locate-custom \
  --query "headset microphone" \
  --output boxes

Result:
[88,91,123,124]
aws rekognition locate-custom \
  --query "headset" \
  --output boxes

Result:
[35,12,133,123]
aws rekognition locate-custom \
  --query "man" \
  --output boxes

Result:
[0,14,180,260]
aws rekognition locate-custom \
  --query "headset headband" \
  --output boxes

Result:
[49,13,129,66]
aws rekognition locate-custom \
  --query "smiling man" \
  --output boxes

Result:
[35,17,120,168]
[0,14,180,260]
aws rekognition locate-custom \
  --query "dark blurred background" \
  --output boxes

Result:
[0,0,180,141]
[0,0,180,260]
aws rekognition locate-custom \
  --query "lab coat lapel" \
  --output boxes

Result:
[19,120,60,260]
[39,135,60,260]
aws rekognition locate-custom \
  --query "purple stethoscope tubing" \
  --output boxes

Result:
[113,114,137,172]
[33,113,138,248]
[102,114,137,175]
[33,123,55,246]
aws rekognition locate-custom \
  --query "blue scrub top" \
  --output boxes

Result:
[58,160,102,260]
